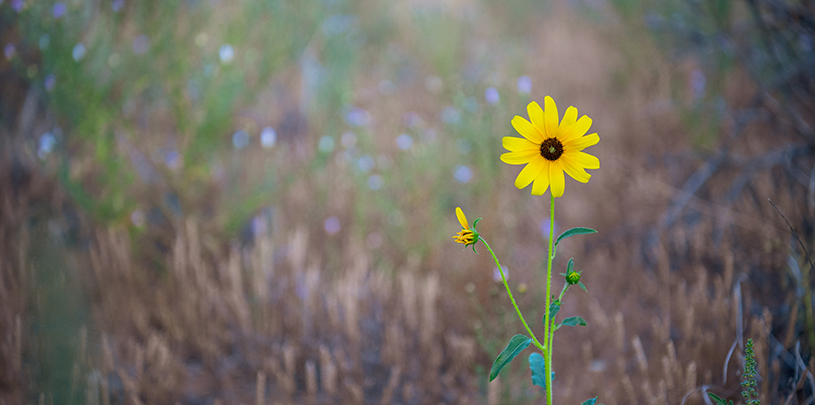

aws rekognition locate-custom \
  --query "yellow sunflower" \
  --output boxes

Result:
[453,207,480,251]
[500,96,599,197]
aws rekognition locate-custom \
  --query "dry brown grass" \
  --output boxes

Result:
[2,1,814,404]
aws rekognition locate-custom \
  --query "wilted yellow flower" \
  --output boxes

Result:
[453,207,480,251]
[500,96,599,197]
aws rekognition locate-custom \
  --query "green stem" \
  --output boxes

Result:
[542,194,555,405]
[479,236,546,353]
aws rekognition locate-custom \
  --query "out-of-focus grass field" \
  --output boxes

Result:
[1,0,813,404]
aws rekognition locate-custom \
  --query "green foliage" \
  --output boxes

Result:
[555,227,598,247]
[528,353,554,389]
[489,334,532,381]
[559,316,587,327]
[547,302,561,323]
[707,393,733,405]
[580,397,604,405]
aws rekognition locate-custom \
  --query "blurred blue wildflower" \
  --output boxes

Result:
[691,69,706,100]
[396,134,413,150]
[261,127,277,148]
[12,0,23,12]
[318,136,335,153]
[72,43,86,61]
[130,209,145,227]
[454,165,473,183]
[232,130,249,149]
[367,174,383,190]
[357,155,375,172]
[485,87,500,105]
[112,0,124,12]
[52,2,66,18]
[517,75,532,94]
[219,44,234,63]
[4,44,15,60]
[442,106,461,124]
[132,35,149,55]
[44,74,55,92]
[324,216,341,235]
[344,108,371,127]
[38,132,56,159]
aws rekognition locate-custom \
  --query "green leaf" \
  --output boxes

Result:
[547,302,560,323]
[555,227,597,247]
[581,397,598,405]
[567,257,574,273]
[489,335,532,381]
[528,353,555,389]
[578,281,587,292]
[561,316,587,327]
[707,393,731,405]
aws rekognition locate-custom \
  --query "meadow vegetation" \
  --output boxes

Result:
[0,0,813,404]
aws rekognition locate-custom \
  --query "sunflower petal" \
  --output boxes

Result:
[570,151,600,169]
[500,150,539,165]
[455,207,469,229]
[561,115,592,143]
[503,136,539,152]
[558,106,578,138]
[564,133,599,152]
[531,161,550,195]
[514,157,545,189]
[549,161,566,198]
[560,155,591,183]
[527,101,545,134]
[543,96,559,139]
[511,116,543,143]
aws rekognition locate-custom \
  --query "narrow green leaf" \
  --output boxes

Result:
[581,397,598,405]
[707,393,729,405]
[554,227,597,247]
[578,281,587,292]
[489,335,532,381]
[567,258,574,273]
[561,316,587,327]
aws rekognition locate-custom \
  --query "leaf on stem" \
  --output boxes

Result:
[528,353,555,389]
[489,334,532,381]
[707,393,732,405]
[554,227,597,247]
[547,302,560,323]
[560,316,587,327]
[581,397,605,405]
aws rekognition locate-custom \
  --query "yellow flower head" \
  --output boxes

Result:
[500,96,600,198]
[453,207,481,252]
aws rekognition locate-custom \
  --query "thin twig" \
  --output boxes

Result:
[768,199,815,272]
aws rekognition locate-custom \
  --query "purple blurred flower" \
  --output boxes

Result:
[12,0,24,12]
[485,87,500,105]
[324,217,341,235]
[52,2,66,18]
[454,165,473,183]
[517,75,532,94]
[4,44,15,60]
[112,0,124,12]
[344,107,371,127]
[132,34,149,55]
[44,74,56,92]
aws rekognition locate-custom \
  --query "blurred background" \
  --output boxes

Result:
[1,0,814,403]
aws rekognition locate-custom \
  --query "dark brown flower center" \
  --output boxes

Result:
[539,138,564,161]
